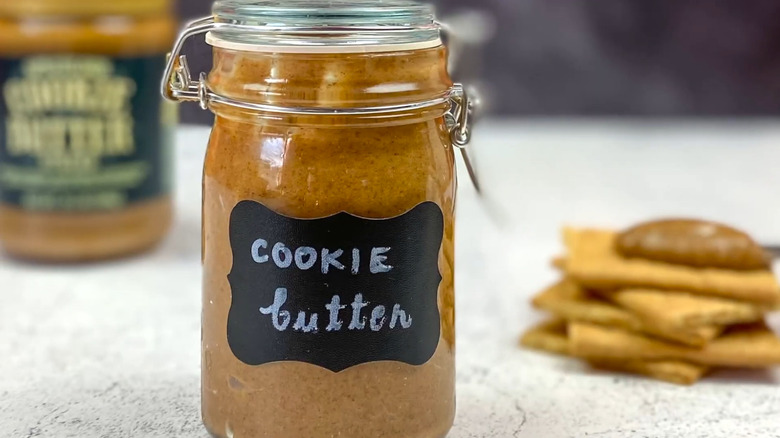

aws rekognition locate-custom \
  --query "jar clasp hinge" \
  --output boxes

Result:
[447,84,481,194]
[161,17,216,110]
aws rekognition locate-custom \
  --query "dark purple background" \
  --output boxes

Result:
[177,0,780,123]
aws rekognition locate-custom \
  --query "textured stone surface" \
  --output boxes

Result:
[2,122,780,438]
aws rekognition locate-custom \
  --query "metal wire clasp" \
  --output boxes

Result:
[161,17,216,108]
[161,16,480,190]
[446,84,481,193]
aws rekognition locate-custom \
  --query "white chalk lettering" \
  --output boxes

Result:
[260,292,411,333]
[259,288,291,331]
[390,304,412,329]
[321,248,345,274]
[294,246,317,270]
[248,242,394,275]
[325,295,346,331]
[251,238,268,263]
[348,293,369,330]
[293,311,319,333]
[351,248,360,275]
[272,242,293,268]
[370,247,393,274]
[370,305,386,331]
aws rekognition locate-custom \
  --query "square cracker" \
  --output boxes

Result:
[533,280,722,347]
[570,321,780,368]
[520,319,570,355]
[587,360,708,386]
[520,319,708,385]
[601,288,765,329]
[563,228,780,305]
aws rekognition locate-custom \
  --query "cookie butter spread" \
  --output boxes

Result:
[616,219,770,270]
[161,1,473,437]
[0,0,175,261]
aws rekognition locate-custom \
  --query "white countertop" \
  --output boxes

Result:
[2,120,779,438]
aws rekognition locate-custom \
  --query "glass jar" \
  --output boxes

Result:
[162,1,476,437]
[0,0,176,262]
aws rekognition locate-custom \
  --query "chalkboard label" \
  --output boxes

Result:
[227,201,444,372]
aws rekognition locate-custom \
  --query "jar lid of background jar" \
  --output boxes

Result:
[0,0,172,17]
[206,0,442,53]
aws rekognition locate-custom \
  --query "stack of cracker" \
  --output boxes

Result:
[521,219,780,385]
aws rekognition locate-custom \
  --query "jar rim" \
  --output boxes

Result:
[209,0,441,49]
[205,33,443,54]
[213,0,435,22]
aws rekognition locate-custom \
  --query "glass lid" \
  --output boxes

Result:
[207,0,441,50]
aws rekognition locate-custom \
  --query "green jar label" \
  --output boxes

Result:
[0,55,175,211]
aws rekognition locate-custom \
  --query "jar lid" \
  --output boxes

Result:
[206,0,442,53]
[162,1,480,191]
[0,0,172,17]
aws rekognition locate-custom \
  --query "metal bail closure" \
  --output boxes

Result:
[446,84,481,194]
[161,16,480,192]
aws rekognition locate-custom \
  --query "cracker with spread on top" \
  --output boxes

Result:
[522,220,780,386]
[563,228,780,305]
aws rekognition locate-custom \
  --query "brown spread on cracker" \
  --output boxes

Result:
[564,228,780,305]
[616,219,770,270]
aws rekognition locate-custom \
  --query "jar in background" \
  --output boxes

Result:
[163,1,477,437]
[0,0,177,262]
